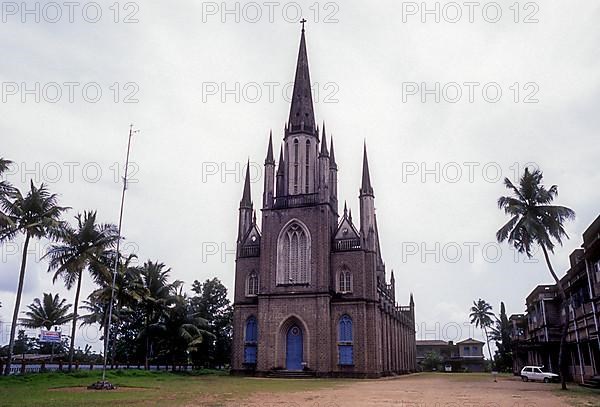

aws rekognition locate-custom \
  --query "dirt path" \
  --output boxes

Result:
[226,374,577,407]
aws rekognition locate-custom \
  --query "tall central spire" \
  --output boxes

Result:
[288,24,316,136]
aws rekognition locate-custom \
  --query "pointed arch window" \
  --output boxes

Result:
[247,272,259,296]
[305,140,310,193]
[277,221,311,285]
[339,270,352,293]
[244,316,258,364]
[293,139,299,194]
[338,315,353,365]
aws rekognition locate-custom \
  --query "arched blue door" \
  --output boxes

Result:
[286,325,303,370]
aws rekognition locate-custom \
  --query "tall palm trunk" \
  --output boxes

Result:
[145,314,150,370]
[541,244,569,390]
[482,326,494,366]
[4,234,31,376]
[68,271,83,372]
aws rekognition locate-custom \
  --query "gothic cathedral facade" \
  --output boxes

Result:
[231,28,417,377]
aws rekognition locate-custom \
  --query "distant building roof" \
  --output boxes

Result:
[526,284,558,304]
[582,214,600,247]
[456,338,484,345]
[416,340,449,346]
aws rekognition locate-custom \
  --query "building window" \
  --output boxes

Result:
[339,270,352,293]
[464,346,470,356]
[277,221,311,285]
[594,260,600,283]
[247,272,259,296]
[472,346,478,354]
[244,316,258,364]
[338,315,353,365]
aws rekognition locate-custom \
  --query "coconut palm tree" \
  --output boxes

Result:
[43,211,119,371]
[87,253,144,366]
[469,298,495,363]
[0,158,14,223]
[148,292,212,369]
[0,181,68,375]
[137,261,182,369]
[0,157,13,197]
[496,167,575,389]
[19,293,73,362]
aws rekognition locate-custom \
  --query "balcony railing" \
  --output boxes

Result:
[239,245,260,258]
[274,193,319,209]
[333,238,361,252]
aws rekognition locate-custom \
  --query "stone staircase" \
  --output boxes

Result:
[265,370,316,379]
[580,375,600,389]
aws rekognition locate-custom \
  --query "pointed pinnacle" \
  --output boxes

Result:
[360,141,374,196]
[240,160,252,208]
[277,145,285,175]
[265,131,275,164]
[329,135,337,169]
[320,125,329,157]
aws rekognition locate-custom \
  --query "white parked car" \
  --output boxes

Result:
[520,366,559,383]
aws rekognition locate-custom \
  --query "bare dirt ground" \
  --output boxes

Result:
[225,374,597,407]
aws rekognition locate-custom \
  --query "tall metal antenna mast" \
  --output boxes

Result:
[100,124,138,385]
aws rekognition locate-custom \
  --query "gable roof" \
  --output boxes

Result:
[456,338,484,345]
[242,224,261,247]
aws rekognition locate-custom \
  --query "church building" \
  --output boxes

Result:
[231,26,417,377]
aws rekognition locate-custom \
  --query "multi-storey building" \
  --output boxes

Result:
[511,215,600,384]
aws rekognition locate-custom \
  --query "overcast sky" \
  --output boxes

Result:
[1,1,599,352]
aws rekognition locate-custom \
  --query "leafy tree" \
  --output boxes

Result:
[0,181,68,375]
[422,351,443,371]
[13,330,37,358]
[496,167,575,390]
[190,278,233,368]
[148,292,212,368]
[87,253,144,366]
[19,293,73,362]
[44,210,118,371]
[469,299,495,363]
[490,302,512,372]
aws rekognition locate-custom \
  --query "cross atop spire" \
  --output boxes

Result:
[300,18,307,32]
[288,24,316,136]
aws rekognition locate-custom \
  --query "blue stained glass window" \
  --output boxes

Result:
[338,315,353,365]
[244,317,258,364]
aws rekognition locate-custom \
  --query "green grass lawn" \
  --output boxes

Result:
[0,370,347,407]
[2,370,598,407]
[552,385,600,407]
